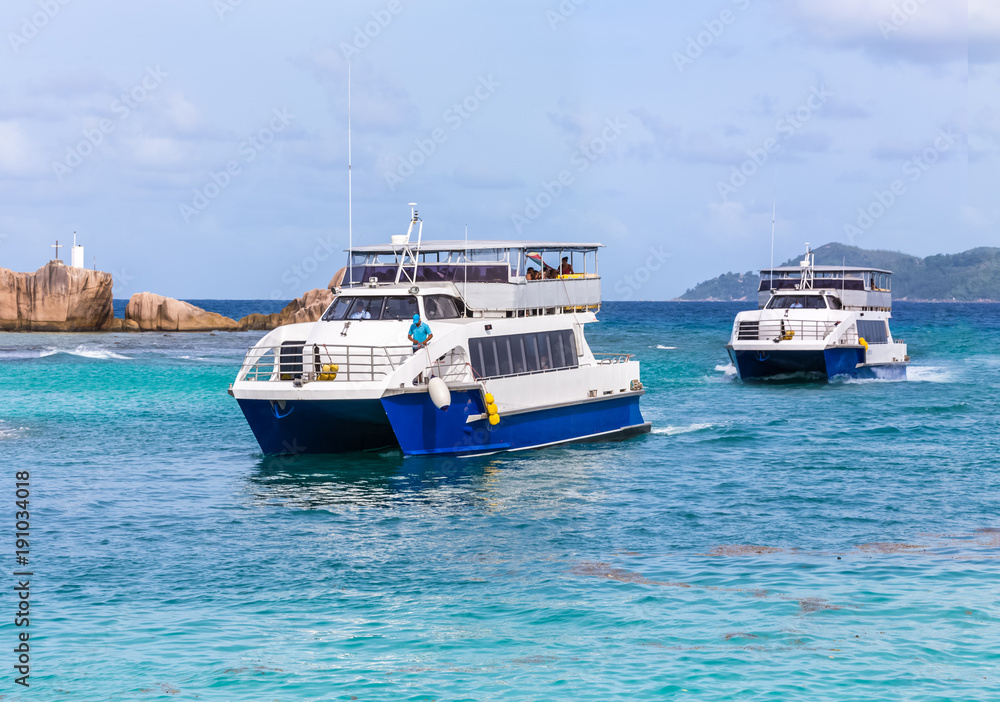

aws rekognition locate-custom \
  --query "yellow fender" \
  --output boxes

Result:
[318,363,339,381]
[859,338,868,351]
[483,390,500,425]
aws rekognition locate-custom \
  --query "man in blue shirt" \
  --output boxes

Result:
[408,313,433,353]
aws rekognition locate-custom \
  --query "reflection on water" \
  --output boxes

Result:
[243,444,613,515]
[244,450,517,512]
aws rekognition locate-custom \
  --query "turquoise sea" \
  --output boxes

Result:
[1,301,998,701]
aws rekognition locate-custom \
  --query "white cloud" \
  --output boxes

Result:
[0,121,39,176]
[783,0,968,63]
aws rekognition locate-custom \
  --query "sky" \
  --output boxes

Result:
[0,0,996,300]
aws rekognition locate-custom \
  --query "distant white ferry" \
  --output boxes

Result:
[725,246,909,381]
[230,207,650,456]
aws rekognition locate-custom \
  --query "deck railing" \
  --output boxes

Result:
[736,320,858,343]
[238,343,413,383]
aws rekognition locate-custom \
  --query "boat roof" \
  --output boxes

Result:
[349,240,604,253]
[762,265,892,274]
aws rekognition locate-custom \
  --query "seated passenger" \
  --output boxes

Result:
[545,268,558,280]
[526,267,539,281]
[560,257,574,275]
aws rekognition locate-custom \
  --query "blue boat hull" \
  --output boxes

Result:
[237,392,649,456]
[236,398,399,455]
[727,347,906,382]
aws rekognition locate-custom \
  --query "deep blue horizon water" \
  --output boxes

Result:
[1,302,998,700]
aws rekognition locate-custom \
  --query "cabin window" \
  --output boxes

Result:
[826,296,843,310]
[767,295,827,309]
[424,295,461,320]
[346,297,385,320]
[382,296,418,320]
[468,330,578,379]
[857,319,889,344]
[322,296,355,321]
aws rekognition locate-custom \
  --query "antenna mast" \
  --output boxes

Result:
[769,187,776,291]
[348,61,353,286]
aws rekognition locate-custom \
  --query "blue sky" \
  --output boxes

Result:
[0,0,995,300]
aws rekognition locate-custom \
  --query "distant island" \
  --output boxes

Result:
[677,243,1000,302]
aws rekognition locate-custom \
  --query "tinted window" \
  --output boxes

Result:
[482,339,499,378]
[323,297,354,321]
[424,295,460,320]
[538,334,553,369]
[827,296,843,310]
[469,331,580,378]
[857,319,888,344]
[550,331,567,368]
[497,337,513,376]
[511,336,527,374]
[382,296,418,320]
[347,297,384,320]
[523,334,540,371]
[768,295,827,309]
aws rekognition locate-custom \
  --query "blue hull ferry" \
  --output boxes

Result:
[231,207,650,456]
[726,246,909,382]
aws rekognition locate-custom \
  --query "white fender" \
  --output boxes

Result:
[428,377,451,411]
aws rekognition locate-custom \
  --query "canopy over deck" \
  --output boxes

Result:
[348,240,604,254]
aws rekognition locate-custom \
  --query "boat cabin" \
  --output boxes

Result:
[758,248,893,312]
[341,240,603,318]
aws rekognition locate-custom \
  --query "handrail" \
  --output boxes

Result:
[238,343,412,383]
[735,319,845,342]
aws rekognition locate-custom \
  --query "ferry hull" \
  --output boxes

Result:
[236,398,398,455]
[380,391,649,456]
[728,347,907,382]
[237,393,649,457]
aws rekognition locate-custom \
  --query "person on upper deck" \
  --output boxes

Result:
[526,267,539,281]
[560,257,574,275]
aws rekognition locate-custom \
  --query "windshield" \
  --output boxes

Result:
[321,296,417,321]
[767,295,827,309]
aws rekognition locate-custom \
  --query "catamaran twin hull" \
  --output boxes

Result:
[236,389,647,457]
[726,347,906,382]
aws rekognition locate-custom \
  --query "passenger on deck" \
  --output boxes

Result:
[545,268,559,280]
[526,267,539,281]
[560,257,574,275]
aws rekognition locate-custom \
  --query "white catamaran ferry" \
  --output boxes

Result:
[726,245,909,381]
[230,208,650,456]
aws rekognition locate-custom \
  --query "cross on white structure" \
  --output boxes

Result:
[51,240,62,261]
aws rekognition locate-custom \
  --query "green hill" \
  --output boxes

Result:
[677,244,1000,302]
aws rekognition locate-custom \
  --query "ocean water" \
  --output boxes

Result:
[1,301,998,701]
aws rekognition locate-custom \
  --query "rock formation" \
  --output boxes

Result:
[125,292,240,332]
[0,261,115,331]
[238,288,334,331]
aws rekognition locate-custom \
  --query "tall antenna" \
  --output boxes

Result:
[347,60,353,286]
[464,224,469,304]
[769,185,776,290]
